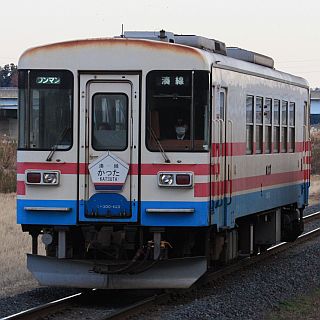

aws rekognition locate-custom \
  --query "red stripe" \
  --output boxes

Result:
[212,142,246,157]
[194,182,210,197]
[231,171,304,193]
[79,163,89,175]
[16,141,309,176]
[211,163,220,175]
[17,162,210,175]
[17,181,26,195]
[140,164,210,175]
[296,142,304,152]
[194,170,307,197]
[17,162,78,174]
[304,156,311,164]
[17,162,89,175]
[130,164,138,175]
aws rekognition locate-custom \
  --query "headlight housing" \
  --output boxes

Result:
[158,172,193,188]
[25,170,60,185]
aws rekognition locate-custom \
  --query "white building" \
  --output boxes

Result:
[0,87,18,139]
[311,89,320,114]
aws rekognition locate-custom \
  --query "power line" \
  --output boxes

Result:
[277,59,320,64]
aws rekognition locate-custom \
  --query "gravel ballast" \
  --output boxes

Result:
[134,223,320,319]
[1,206,320,319]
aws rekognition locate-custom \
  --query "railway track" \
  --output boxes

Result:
[3,211,320,320]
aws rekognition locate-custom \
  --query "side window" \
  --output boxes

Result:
[281,100,288,153]
[219,91,225,120]
[256,96,263,154]
[273,99,280,153]
[264,98,272,154]
[246,95,254,154]
[288,102,295,152]
[92,93,128,151]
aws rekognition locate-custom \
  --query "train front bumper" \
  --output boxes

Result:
[27,254,207,289]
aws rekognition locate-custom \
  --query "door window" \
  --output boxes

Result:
[92,93,128,150]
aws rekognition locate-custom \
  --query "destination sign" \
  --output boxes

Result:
[159,75,187,86]
[36,77,61,85]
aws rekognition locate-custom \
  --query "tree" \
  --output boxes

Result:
[0,64,18,87]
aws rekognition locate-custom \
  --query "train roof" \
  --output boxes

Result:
[19,30,309,88]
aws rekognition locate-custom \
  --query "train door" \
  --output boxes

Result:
[212,87,230,228]
[78,74,140,223]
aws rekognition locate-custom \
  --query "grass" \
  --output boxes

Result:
[311,129,320,175]
[0,138,16,193]
[266,289,320,320]
[0,193,38,297]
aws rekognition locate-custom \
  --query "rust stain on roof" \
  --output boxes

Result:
[21,38,205,60]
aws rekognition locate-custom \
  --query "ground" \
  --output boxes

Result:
[309,175,320,205]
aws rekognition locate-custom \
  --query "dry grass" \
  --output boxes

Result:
[309,175,320,205]
[311,130,320,175]
[0,138,16,193]
[0,193,39,297]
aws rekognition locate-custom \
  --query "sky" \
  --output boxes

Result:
[2,0,320,88]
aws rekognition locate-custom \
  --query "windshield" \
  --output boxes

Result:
[146,70,209,152]
[18,70,73,150]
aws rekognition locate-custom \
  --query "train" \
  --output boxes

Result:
[17,30,310,289]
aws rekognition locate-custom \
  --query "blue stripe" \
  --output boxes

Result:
[17,199,77,225]
[95,185,123,191]
[213,183,308,228]
[141,201,210,227]
[16,183,309,228]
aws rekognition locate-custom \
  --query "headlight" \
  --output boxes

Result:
[159,174,174,186]
[43,172,59,184]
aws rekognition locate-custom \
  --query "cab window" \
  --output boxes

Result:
[146,70,209,152]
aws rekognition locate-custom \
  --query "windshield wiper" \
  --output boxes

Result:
[148,127,170,163]
[46,127,71,162]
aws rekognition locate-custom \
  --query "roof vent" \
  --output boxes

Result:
[226,47,274,68]
[175,35,226,55]
[121,30,175,43]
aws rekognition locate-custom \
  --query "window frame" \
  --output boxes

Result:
[288,102,295,153]
[246,95,254,155]
[255,96,263,154]
[264,98,272,154]
[281,100,288,153]
[273,99,280,153]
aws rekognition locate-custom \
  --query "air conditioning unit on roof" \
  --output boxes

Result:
[226,47,274,68]
[119,30,227,55]
[174,35,226,55]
